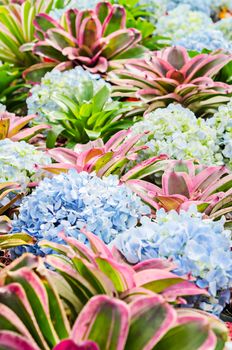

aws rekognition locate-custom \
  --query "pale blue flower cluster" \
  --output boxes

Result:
[215,17,232,42]
[11,170,150,257]
[130,104,222,165]
[0,139,51,188]
[174,28,232,52]
[50,0,99,20]
[207,99,232,169]
[155,5,212,41]
[27,67,110,122]
[167,0,232,13]
[167,0,212,15]
[112,206,232,313]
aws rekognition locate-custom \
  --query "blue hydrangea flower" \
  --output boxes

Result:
[155,5,212,41]
[0,139,51,188]
[49,0,99,20]
[11,170,150,257]
[174,28,232,52]
[27,67,110,122]
[167,0,212,15]
[112,206,232,314]
[130,104,222,165]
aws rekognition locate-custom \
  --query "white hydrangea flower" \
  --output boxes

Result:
[131,104,222,165]
[0,139,51,188]
[215,17,232,42]
[207,98,232,169]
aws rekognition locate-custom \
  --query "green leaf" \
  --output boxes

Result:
[153,323,209,350]
[0,233,34,250]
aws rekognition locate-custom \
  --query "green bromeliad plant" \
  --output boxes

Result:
[0,230,229,349]
[26,1,147,80]
[0,0,54,67]
[0,63,30,115]
[27,67,144,147]
[109,45,232,117]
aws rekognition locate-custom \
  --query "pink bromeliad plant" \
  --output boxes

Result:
[25,1,146,80]
[0,229,229,349]
[0,110,49,141]
[122,159,232,220]
[109,46,232,117]
[44,134,232,221]
[44,129,168,177]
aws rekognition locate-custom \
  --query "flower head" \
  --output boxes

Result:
[0,139,51,187]
[155,5,212,41]
[207,98,232,169]
[131,104,221,165]
[167,0,211,14]
[112,206,232,313]
[11,170,150,257]
[174,28,232,52]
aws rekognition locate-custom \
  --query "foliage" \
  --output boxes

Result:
[29,1,146,79]
[0,108,49,141]
[122,159,232,222]
[0,63,30,115]
[0,182,22,216]
[49,0,100,19]
[110,46,232,117]
[0,233,228,349]
[11,170,150,257]
[0,0,53,67]
[113,205,232,314]
[45,129,152,177]
[27,67,142,147]
[111,0,170,50]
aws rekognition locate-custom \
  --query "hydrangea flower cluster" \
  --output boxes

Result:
[155,5,212,41]
[167,0,212,15]
[112,206,232,314]
[49,0,99,20]
[207,99,232,169]
[215,17,232,42]
[130,104,221,165]
[11,170,150,257]
[174,28,232,52]
[27,67,110,122]
[0,139,51,187]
